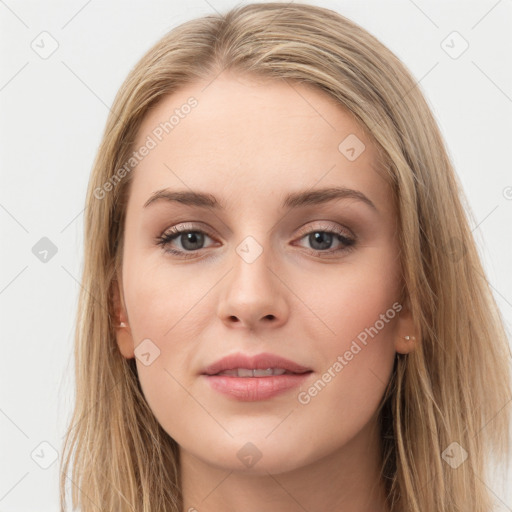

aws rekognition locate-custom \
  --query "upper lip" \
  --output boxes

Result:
[202,352,312,376]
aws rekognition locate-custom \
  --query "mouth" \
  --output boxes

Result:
[201,352,313,401]
[202,351,312,376]
[211,367,311,377]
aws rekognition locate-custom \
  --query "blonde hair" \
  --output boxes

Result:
[60,2,512,511]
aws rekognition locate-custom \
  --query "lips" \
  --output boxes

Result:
[202,352,312,376]
[201,352,313,401]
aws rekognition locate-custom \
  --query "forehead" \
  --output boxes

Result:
[129,72,392,216]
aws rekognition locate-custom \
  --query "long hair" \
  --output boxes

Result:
[60,2,511,510]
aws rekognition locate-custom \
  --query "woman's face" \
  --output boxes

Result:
[114,71,415,473]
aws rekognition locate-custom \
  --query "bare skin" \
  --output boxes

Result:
[113,70,416,512]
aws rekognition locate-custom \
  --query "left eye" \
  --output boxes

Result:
[156,224,356,257]
[294,229,355,254]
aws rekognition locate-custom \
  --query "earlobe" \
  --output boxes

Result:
[396,334,417,355]
[116,324,135,359]
[112,279,135,359]
[394,297,418,355]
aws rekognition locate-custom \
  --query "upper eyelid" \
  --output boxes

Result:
[163,220,351,233]
[295,221,354,238]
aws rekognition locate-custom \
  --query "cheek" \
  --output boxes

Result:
[293,251,400,411]
[121,256,214,427]
[123,252,207,340]
[297,246,401,347]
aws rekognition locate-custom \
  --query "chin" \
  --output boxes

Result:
[189,434,313,475]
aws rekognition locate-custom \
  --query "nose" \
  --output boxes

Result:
[216,240,289,331]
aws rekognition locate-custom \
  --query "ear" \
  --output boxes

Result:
[112,277,135,359]
[394,296,418,355]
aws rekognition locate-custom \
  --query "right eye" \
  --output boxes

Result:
[155,224,217,258]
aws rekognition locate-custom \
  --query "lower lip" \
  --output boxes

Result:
[203,373,312,401]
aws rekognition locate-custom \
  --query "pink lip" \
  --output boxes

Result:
[202,352,312,376]
[204,373,312,401]
[201,352,313,401]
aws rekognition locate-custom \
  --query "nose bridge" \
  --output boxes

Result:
[217,231,287,329]
[231,232,276,301]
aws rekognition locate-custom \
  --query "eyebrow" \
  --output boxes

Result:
[143,186,378,212]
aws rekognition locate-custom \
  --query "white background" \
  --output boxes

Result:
[1,0,511,510]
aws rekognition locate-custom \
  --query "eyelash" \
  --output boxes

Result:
[155,222,356,259]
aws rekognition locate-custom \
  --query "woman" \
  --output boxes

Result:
[60,3,511,511]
